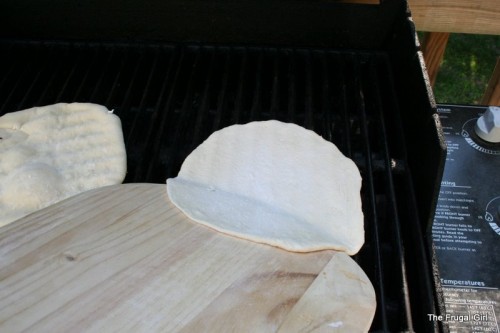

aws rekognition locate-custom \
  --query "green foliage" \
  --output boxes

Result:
[433,34,500,105]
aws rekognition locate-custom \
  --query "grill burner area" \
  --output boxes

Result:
[0,41,441,332]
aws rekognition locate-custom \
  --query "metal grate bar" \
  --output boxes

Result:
[191,48,217,147]
[135,47,177,182]
[335,55,352,159]
[367,58,414,331]
[287,51,297,123]
[15,47,55,110]
[0,47,40,114]
[89,48,116,103]
[72,47,100,101]
[269,51,280,120]
[136,50,161,111]
[379,56,442,333]
[119,52,146,144]
[146,47,186,180]
[403,170,441,332]
[304,51,314,130]
[105,49,130,107]
[55,50,85,103]
[352,56,389,331]
[0,44,14,90]
[231,49,247,124]
[167,49,203,176]
[212,51,232,132]
[36,47,70,106]
[320,52,333,142]
[250,51,263,120]
[125,50,160,175]
[0,46,21,112]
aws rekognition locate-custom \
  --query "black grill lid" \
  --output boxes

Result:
[1,0,401,49]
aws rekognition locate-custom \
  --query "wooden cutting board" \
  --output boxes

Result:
[0,184,375,332]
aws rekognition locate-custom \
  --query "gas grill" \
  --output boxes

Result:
[0,1,447,332]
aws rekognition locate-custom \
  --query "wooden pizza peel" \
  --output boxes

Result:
[0,184,375,332]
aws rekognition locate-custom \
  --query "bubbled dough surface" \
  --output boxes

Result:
[0,103,126,226]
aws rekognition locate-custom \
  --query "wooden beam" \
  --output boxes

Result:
[408,0,500,35]
[339,1,500,35]
[482,57,500,106]
[421,32,450,87]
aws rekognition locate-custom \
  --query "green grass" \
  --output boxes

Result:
[430,33,500,105]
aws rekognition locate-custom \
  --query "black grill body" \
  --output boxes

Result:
[0,1,447,332]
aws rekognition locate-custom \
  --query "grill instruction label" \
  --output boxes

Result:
[432,106,499,333]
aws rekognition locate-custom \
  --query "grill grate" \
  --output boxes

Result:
[0,40,437,332]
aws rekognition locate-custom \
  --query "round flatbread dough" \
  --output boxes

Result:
[167,120,364,255]
[277,252,376,332]
[0,103,127,226]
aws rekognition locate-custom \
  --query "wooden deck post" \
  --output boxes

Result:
[481,57,500,106]
[421,32,450,88]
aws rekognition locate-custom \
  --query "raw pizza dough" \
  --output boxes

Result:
[0,103,127,226]
[167,120,364,255]
[277,252,376,333]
